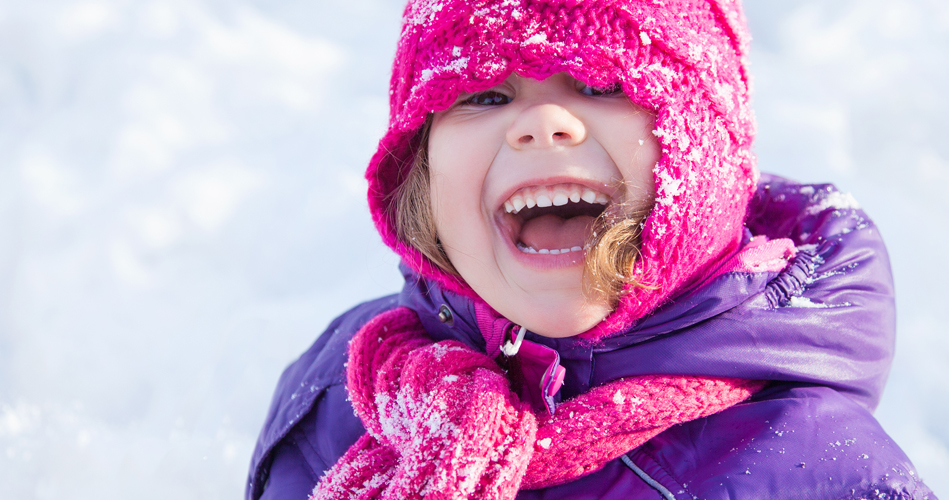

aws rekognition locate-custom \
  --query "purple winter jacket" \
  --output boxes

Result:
[246,175,936,500]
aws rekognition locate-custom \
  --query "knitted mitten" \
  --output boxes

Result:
[311,307,763,499]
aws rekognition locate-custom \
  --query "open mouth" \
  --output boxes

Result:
[499,182,610,255]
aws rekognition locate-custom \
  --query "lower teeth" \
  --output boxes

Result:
[517,244,585,255]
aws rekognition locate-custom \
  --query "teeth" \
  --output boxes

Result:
[502,182,612,215]
[517,244,586,255]
[581,189,597,203]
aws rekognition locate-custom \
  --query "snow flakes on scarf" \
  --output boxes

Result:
[311,307,763,498]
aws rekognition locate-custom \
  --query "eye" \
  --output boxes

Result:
[463,91,512,106]
[578,82,623,97]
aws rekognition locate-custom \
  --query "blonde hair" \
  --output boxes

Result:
[582,199,652,306]
[394,117,459,275]
[394,117,650,307]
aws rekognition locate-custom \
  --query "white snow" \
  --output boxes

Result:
[787,296,828,308]
[0,1,946,499]
[805,190,862,215]
[524,33,548,45]
[655,169,685,206]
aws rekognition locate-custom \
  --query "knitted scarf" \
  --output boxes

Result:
[311,307,763,499]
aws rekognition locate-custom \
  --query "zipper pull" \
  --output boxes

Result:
[500,325,527,357]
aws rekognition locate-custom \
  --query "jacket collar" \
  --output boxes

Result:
[397,257,778,352]
[396,174,897,412]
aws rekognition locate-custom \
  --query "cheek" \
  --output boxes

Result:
[629,136,661,194]
[427,129,494,252]
[429,171,480,235]
[609,113,661,199]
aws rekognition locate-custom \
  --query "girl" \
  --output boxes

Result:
[248,0,935,498]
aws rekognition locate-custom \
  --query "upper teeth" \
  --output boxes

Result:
[503,183,610,214]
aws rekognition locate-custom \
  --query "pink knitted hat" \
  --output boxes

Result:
[367,0,758,338]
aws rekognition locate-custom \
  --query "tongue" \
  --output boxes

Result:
[519,214,595,251]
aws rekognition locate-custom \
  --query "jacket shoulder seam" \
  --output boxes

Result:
[621,454,676,500]
[633,445,694,500]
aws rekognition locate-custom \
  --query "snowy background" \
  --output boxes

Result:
[0,0,946,497]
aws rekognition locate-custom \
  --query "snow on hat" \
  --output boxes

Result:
[367,0,758,338]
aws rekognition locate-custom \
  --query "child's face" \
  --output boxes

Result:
[428,73,660,337]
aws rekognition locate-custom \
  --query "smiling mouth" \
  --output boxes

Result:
[499,182,611,255]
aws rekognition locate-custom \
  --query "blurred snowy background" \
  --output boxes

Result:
[0,0,946,497]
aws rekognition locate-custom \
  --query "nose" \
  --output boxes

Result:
[506,104,586,150]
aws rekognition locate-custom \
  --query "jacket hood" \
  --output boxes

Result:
[368,0,759,339]
[398,175,896,411]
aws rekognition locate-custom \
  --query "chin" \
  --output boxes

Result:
[517,299,611,338]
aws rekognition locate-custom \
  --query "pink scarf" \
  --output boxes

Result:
[311,308,763,499]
